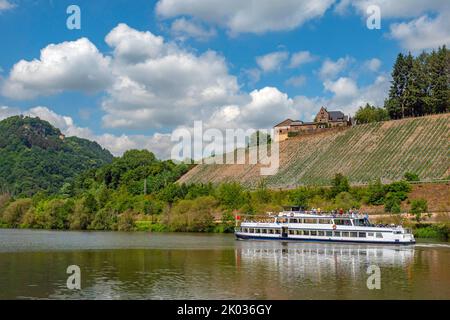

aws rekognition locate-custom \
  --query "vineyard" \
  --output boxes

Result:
[178,114,450,188]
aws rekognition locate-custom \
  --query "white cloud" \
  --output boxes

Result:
[256,51,289,72]
[289,51,315,68]
[389,13,450,51]
[2,38,113,99]
[318,56,353,80]
[105,23,166,64]
[156,0,335,34]
[324,74,390,114]
[101,24,242,130]
[324,77,359,98]
[0,0,14,11]
[336,0,449,18]
[285,75,307,87]
[208,87,303,129]
[364,58,382,72]
[242,68,261,86]
[170,18,217,41]
[335,1,450,51]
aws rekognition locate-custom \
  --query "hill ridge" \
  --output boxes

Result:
[0,115,113,196]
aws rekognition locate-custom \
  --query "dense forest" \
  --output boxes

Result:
[354,46,449,124]
[0,116,113,196]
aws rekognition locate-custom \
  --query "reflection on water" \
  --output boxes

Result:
[0,230,448,299]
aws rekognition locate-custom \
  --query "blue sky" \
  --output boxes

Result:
[0,0,449,157]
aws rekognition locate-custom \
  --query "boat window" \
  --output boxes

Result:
[304,218,317,224]
[296,230,302,235]
[304,230,310,236]
[256,229,260,233]
[376,232,383,238]
[319,219,331,224]
[326,231,333,237]
[290,219,298,223]
[368,232,374,237]
[299,219,304,224]
[318,231,325,236]
[276,229,281,234]
[249,228,254,233]
[334,219,352,226]
[342,232,349,237]
[289,230,295,235]
[310,230,317,236]
[334,231,341,237]
[262,229,267,234]
[358,232,366,238]
[350,232,358,238]
[269,229,274,234]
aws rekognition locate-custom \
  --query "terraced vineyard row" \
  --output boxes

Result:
[178,114,450,188]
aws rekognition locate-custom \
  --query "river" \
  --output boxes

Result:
[0,229,449,299]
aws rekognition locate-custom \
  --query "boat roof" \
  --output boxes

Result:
[276,211,367,219]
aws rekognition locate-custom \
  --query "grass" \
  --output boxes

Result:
[135,221,167,232]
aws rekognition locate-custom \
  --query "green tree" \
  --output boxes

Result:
[367,179,385,205]
[216,182,246,210]
[384,193,402,213]
[255,179,271,204]
[334,192,359,211]
[289,187,309,209]
[354,103,389,124]
[428,46,450,114]
[1,198,32,227]
[330,173,350,198]
[411,198,428,222]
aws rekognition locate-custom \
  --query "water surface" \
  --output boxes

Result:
[0,229,448,299]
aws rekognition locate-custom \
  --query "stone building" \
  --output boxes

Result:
[274,107,350,141]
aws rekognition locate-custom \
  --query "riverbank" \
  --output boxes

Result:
[1,221,448,241]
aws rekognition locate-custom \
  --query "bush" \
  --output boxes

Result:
[384,193,402,213]
[117,210,136,231]
[330,173,350,198]
[354,103,390,124]
[411,199,428,222]
[334,192,359,210]
[89,206,117,230]
[216,183,246,210]
[411,199,428,214]
[413,224,449,240]
[289,187,310,209]
[367,179,385,205]
[69,199,93,230]
[404,172,420,182]
[384,181,411,194]
[168,196,217,232]
[1,198,32,228]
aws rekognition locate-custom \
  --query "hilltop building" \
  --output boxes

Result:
[274,107,351,141]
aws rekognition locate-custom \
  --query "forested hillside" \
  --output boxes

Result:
[0,116,113,196]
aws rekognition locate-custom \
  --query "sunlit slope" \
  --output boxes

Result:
[178,114,450,188]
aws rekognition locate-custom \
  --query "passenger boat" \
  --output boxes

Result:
[235,207,415,245]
